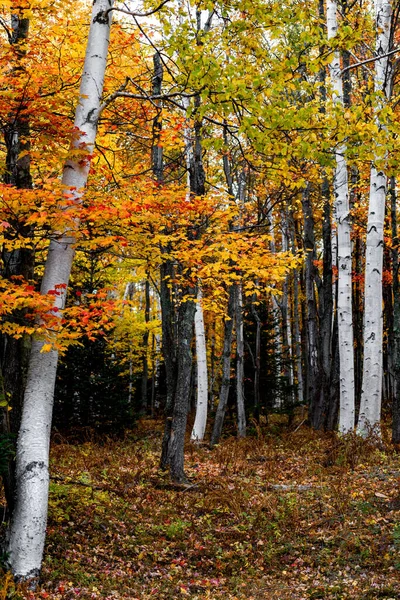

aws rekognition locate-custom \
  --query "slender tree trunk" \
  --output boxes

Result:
[160,260,177,469]
[0,12,34,512]
[383,229,394,407]
[151,333,156,418]
[327,309,340,430]
[391,176,400,442]
[209,327,216,413]
[191,286,208,441]
[166,297,196,482]
[163,11,209,477]
[210,285,235,447]
[281,213,294,405]
[302,185,321,427]
[268,204,284,408]
[7,0,114,580]
[251,294,261,420]
[358,0,392,435]
[151,51,163,184]
[235,283,246,437]
[293,267,304,405]
[327,0,355,432]
[141,279,150,413]
[319,176,335,429]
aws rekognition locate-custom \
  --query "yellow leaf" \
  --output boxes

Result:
[40,344,53,353]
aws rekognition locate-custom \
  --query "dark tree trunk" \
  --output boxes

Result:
[251,294,261,421]
[391,176,400,442]
[151,51,163,184]
[161,62,205,479]
[326,310,340,431]
[166,297,196,482]
[141,279,150,413]
[302,185,321,428]
[160,260,177,470]
[319,176,334,430]
[235,283,246,437]
[210,285,235,447]
[0,13,34,515]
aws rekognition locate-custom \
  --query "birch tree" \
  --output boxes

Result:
[7,0,114,580]
[358,0,392,435]
[191,286,208,442]
[326,0,355,433]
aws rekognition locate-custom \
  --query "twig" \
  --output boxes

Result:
[342,47,400,74]
[106,0,171,18]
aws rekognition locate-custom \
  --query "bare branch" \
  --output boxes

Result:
[106,0,170,18]
[342,47,400,74]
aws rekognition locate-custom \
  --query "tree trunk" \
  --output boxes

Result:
[302,185,321,427]
[327,0,355,432]
[0,12,34,513]
[160,260,177,470]
[319,176,334,429]
[358,0,392,435]
[251,294,261,420]
[293,267,304,406]
[391,176,400,442]
[191,286,208,441]
[166,297,196,482]
[151,51,163,183]
[141,279,150,414]
[210,285,235,447]
[162,12,207,475]
[7,0,114,580]
[235,283,246,437]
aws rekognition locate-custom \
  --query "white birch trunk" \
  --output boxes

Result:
[327,0,355,433]
[358,0,392,435]
[8,0,114,579]
[191,286,208,441]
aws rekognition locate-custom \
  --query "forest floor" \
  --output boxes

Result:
[2,417,400,600]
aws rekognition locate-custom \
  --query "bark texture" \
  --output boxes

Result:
[191,287,208,441]
[358,0,392,435]
[327,0,355,432]
[8,0,114,579]
[391,176,400,442]
[210,285,235,447]
[0,12,34,487]
[302,186,321,427]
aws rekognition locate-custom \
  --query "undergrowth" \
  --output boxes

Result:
[1,417,400,599]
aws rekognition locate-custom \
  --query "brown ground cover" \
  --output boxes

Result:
[2,418,400,599]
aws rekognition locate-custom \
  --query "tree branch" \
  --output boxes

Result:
[106,0,171,18]
[341,47,400,74]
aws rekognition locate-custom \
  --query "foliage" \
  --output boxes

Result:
[1,421,398,599]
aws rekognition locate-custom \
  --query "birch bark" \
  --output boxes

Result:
[327,0,355,433]
[191,286,208,441]
[358,0,392,435]
[8,0,114,580]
